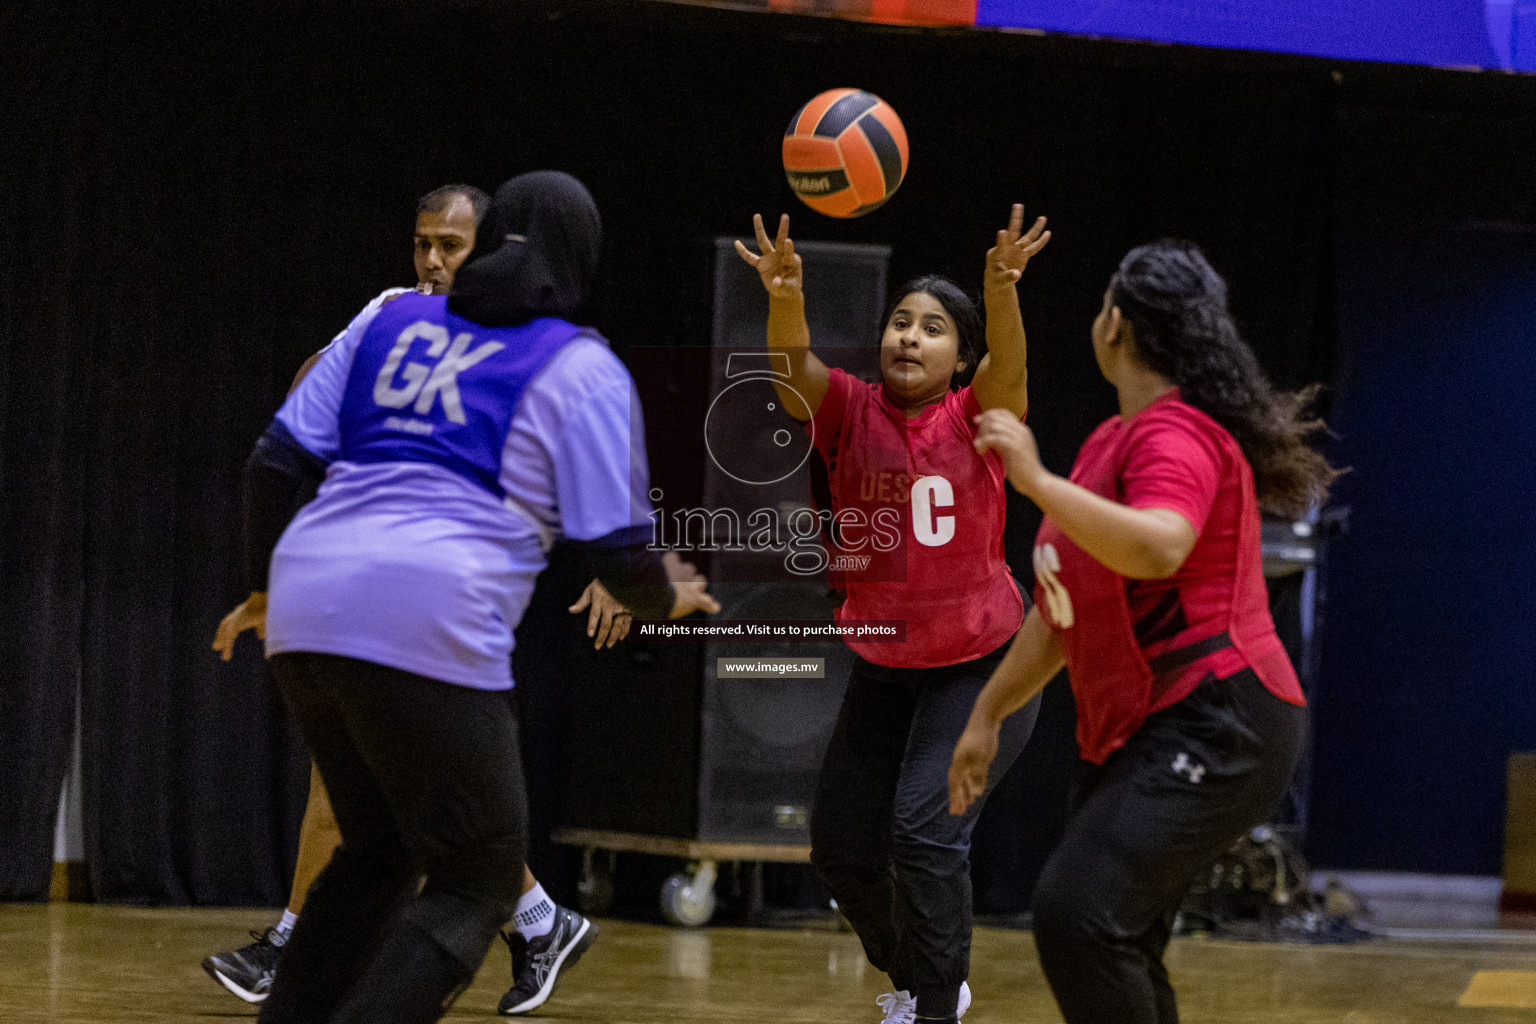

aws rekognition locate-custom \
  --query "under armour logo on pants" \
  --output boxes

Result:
[1172,752,1206,783]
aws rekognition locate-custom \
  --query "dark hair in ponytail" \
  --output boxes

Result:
[883,275,984,390]
[1109,240,1338,517]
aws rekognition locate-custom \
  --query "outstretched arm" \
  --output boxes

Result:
[212,420,327,660]
[213,295,394,660]
[735,213,830,422]
[554,365,719,622]
[971,205,1050,418]
[569,553,710,648]
[574,529,718,622]
[949,607,1064,814]
[973,410,1197,580]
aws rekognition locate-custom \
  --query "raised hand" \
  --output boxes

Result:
[734,213,803,300]
[984,204,1051,293]
[974,408,1047,497]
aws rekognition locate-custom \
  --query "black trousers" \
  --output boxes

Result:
[810,642,1040,1020]
[260,653,528,1024]
[1031,669,1307,1024]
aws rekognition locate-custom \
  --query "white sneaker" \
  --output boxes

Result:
[876,990,916,1024]
[876,983,970,1024]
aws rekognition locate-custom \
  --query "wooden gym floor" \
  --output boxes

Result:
[3,903,1536,1023]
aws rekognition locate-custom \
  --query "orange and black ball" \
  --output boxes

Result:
[782,89,909,218]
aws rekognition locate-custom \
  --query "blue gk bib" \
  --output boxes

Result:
[338,293,584,495]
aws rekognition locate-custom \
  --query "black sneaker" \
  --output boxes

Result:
[201,928,282,1003]
[497,906,598,1015]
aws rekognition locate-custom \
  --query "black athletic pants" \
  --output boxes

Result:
[810,642,1040,1021]
[259,653,528,1024]
[1031,668,1307,1024]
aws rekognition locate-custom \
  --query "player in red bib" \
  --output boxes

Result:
[736,206,1050,1024]
[949,240,1337,1024]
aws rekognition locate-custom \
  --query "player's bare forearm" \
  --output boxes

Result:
[767,292,828,420]
[972,285,1028,416]
[972,206,1046,416]
[950,609,1059,815]
[1028,473,1196,580]
[969,607,1062,728]
[973,411,1184,578]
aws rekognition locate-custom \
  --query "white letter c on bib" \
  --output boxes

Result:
[911,474,955,548]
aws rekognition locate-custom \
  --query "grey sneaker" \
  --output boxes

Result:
[497,905,598,1015]
[201,928,281,1003]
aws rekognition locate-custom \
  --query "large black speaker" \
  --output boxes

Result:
[696,237,888,841]
[1260,509,1344,842]
[561,238,890,844]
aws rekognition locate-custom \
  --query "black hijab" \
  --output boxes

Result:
[447,170,602,327]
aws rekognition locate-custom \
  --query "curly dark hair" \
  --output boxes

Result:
[882,275,984,390]
[1109,240,1339,517]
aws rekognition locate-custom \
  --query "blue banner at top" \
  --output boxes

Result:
[977,0,1533,71]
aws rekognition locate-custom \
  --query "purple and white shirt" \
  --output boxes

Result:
[265,291,653,690]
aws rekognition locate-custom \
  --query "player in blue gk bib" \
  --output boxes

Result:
[242,172,716,1024]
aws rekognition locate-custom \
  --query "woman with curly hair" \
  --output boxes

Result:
[950,239,1336,1024]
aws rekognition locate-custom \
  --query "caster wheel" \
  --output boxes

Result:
[660,871,716,927]
[577,851,614,916]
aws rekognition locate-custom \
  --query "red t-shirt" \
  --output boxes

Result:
[1033,390,1302,762]
[809,368,1024,668]
[1109,390,1297,713]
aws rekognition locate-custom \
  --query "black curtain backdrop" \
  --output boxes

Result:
[0,8,92,899]
[1,0,1532,904]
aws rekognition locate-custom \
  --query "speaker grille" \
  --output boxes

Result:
[695,239,890,842]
